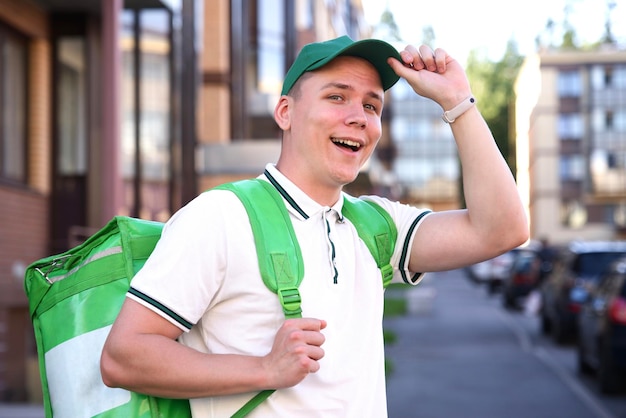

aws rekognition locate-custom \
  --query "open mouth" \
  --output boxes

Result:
[331,138,361,152]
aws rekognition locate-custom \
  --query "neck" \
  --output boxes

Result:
[274,163,343,207]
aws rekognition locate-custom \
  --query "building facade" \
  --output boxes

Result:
[388,77,461,211]
[515,46,626,244]
[0,0,371,403]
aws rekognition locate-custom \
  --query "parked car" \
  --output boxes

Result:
[540,241,626,344]
[501,247,542,309]
[577,257,626,394]
[465,259,493,284]
[466,250,518,293]
[485,251,518,294]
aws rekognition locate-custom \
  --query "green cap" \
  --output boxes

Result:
[281,35,401,96]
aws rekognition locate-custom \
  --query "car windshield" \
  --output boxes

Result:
[574,252,626,278]
[514,253,535,272]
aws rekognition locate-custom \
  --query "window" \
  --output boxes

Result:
[606,110,614,131]
[612,108,626,132]
[121,8,172,220]
[0,24,27,183]
[593,109,626,133]
[558,70,581,98]
[558,113,583,139]
[561,200,587,228]
[560,154,585,180]
[256,0,285,95]
[615,66,626,88]
[57,37,87,176]
[604,66,613,87]
[592,65,626,89]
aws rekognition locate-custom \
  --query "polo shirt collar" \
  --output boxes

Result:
[262,164,345,221]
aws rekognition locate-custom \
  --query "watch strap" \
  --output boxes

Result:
[442,96,476,123]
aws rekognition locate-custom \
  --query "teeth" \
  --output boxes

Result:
[332,138,361,149]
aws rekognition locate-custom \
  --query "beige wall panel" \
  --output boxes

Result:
[198,85,231,143]
[28,38,51,195]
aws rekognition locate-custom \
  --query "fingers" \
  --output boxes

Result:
[284,318,326,351]
[398,44,449,73]
[264,318,327,388]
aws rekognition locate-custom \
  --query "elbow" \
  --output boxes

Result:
[501,211,530,251]
[100,346,128,389]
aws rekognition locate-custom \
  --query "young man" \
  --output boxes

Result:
[101,36,528,417]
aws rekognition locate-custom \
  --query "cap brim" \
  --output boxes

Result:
[308,38,401,92]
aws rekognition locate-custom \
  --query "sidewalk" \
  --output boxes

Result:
[0,403,44,418]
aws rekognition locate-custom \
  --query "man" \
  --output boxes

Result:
[101,36,528,417]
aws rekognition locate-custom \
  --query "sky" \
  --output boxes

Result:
[361,0,626,64]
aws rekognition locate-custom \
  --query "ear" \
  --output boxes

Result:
[273,95,291,131]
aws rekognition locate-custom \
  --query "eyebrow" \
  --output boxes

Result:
[320,82,383,103]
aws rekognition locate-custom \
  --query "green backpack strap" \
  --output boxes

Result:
[342,196,397,288]
[216,179,304,319]
[214,183,396,417]
[216,179,303,418]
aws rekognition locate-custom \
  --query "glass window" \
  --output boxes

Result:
[121,8,172,220]
[616,110,626,132]
[257,0,285,94]
[591,65,603,90]
[561,200,587,228]
[557,70,581,97]
[615,66,626,88]
[295,0,313,30]
[0,25,27,183]
[592,108,605,133]
[558,113,583,139]
[592,109,626,133]
[140,10,170,182]
[57,37,87,176]
[559,154,585,180]
[121,10,136,179]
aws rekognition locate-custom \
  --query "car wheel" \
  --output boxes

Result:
[576,338,593,375]
[540,310,551,335]
[502,293,515,310]
[599,340,622,394]
[551,315,568,345]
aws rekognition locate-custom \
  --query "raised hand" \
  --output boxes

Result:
[387,44,472,110]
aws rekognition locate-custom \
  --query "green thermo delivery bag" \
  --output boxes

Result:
[24,216,192,418]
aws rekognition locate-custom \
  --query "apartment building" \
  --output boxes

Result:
[0,0,370,402]
[515,45,626,244]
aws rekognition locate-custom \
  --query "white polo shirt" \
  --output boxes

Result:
[128,164,431,417]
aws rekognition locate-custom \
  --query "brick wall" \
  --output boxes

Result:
[0,185,48,401]
[0,0,50,402]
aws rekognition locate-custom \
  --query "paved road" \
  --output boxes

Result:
[384,269,626,418]
[0,403,44,418]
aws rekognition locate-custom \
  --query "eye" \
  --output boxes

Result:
[364,103,377,112]
[328,94,343,101]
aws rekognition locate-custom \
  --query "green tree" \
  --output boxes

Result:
[466,38,524,179]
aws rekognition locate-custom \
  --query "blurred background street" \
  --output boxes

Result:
[385,269,626,418]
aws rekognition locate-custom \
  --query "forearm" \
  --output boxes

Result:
[101,331,269,399]
[450,105,528,250]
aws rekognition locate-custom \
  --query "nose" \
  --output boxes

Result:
[346,104,367,129]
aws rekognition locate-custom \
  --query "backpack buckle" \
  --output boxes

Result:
[381,264,394,288]
[277,287,302,318]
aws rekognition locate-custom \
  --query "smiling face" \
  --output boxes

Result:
[274,56,385,205]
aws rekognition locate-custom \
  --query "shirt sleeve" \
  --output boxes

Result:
[127,189,241,331]
[359,195,432,285]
